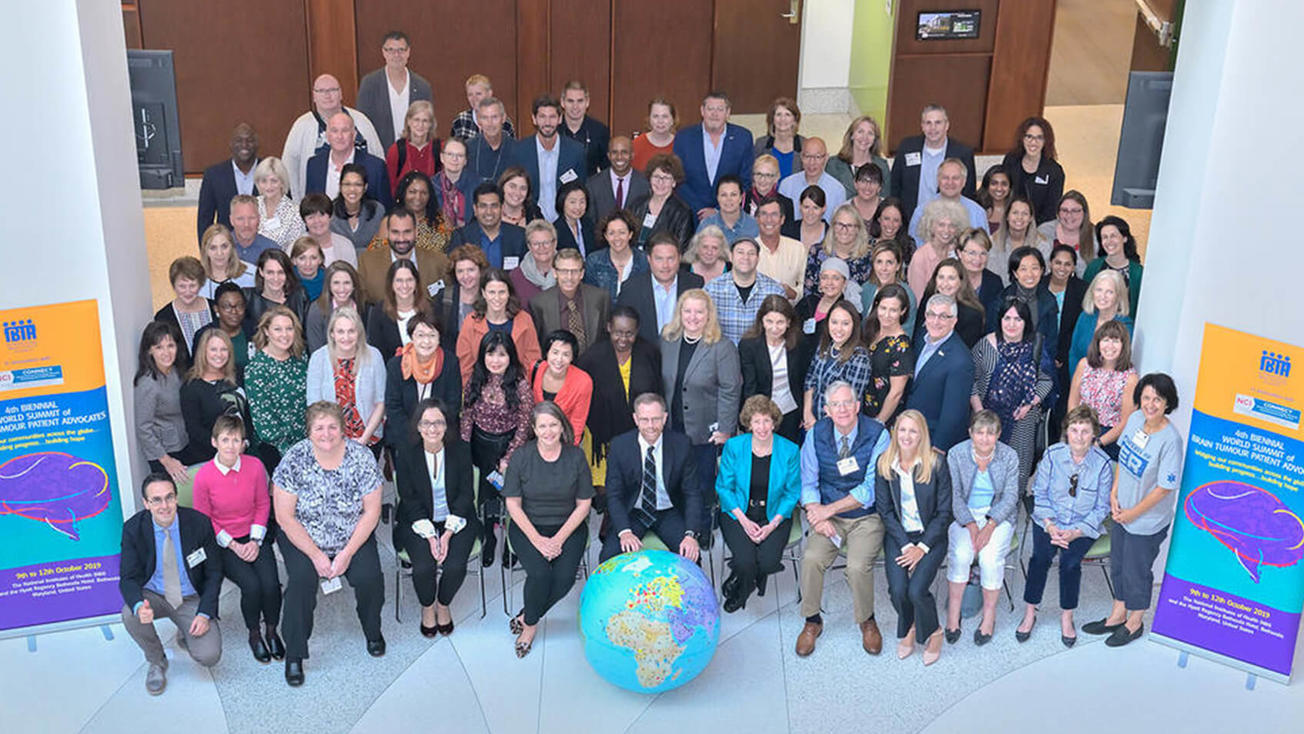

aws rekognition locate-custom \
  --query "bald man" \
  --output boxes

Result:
[282,74,384,198]
[196,122,259,242]
[304,111,392,209]
[776,136,846,224]
[586,135,649,221]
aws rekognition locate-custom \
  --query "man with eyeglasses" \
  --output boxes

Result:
[355,31,433,152]
[906,293,975,450]
[795,381,891,657]
[529,244,610,355]
[753,196,806,300]
[673,90,755,220]
[119,474,224,695]
[282,74,383,199]
[777,137,845,223]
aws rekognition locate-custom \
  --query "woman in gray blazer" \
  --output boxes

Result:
[944,410,1020,646]
[660,289,741,526]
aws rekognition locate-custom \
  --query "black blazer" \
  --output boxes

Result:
[890,135,978,224]
[395,440,477,529]
[119,507,223,618]
[196,159,256,243]
[1048,274,1087,368]
[384,350,463,448]
[616,270,705,344]
[738,335,810,409]
[153,300,216,369]
[874,449,953,553]
[245,288,309,338]
[1001,152,1065,224]
[588,168,650,222]
[448,220,527,267]
[555,216,599,257]
[605,429,705,536]
[575,336,663,453]
[305,150,392,210]
[365,301,438,362]
[628,192,696,249]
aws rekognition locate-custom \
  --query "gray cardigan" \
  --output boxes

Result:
[660,336,742,444]
[946,438,1021,526]
[307,344,388,439]
[133,370,187,461]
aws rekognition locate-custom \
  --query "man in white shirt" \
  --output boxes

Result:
[354,31,433,151]
[281,74,383,198]
[777,137,845,224]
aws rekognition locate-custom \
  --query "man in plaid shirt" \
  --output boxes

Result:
[703,237,785,344]
[450,73,516,141]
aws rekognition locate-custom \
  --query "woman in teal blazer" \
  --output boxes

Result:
[717,395,802,612]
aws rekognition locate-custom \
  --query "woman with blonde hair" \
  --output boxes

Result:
[804,202,874,294]
[875,409,952,666]
[988,197,1050,283]
[744,154,794,223]
[1067,268,1133,373]
[684,225,730,283]
[661,288,741,500]
[307,307,387,451]
[180,328,254,463]
[199,223,255,299]
[907,198,969,301]
[826,115,891,198]
[386,100,438,196]
[254,157,305,248]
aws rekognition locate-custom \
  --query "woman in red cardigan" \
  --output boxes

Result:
[531,330,593,445]
[191,414,284,663]
[455,268,541,385]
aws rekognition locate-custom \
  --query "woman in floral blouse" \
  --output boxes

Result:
[862,283,915,425]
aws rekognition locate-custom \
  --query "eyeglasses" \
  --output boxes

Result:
[801,153,827,161]
[1059,206,1083,215]
[650,173,676,183]
[555,267,583,275]
[418,419,447,430]
[1068,474,1079,497]
[145,493,177,506]
[827,400,856,409]
[1024,133,1044,142]
[313,87,342,95]
[924,311,956,321]
[753,171,778,179]
[833,221,858,230]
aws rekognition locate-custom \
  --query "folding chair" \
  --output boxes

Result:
[392,468,488,622]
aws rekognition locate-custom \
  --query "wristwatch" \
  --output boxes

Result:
[683,530,699,540]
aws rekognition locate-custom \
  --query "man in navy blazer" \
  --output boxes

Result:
[447,182,526,270]
[197,123,259,243]
[616,232,704,343]
[509,95,587,222]
[305,112,392,210]
[119,473,224,694]
[890,104,977,225]
[906,293,975,451]
[673,90,755,218]
[600,393,705,563]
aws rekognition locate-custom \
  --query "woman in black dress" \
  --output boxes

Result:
[738,295,809,443]
[863,283,915,426]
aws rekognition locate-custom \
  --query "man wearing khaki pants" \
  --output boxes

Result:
[796,382,890,656]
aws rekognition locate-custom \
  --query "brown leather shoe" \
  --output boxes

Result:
[795,621,822,657]
[860,618,883,655]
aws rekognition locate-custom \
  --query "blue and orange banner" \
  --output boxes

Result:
[0,300,126,634]
[1152,324,1304,682]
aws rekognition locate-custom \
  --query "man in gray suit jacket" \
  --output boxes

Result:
[529,248,610,355]
[355,31,433,151]
[587,136,649,221]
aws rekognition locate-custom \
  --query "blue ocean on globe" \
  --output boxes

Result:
[579,549,720,693]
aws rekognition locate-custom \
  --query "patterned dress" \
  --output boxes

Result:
[863,333,914,423]
[272,439,383,555]
[335,357,378,445]
[972,337,1054,484]
[1079,364,1137,430]
[244,350,309,454]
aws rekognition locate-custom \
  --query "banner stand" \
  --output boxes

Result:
[6,614,123,645]
[1154,630,1287,685]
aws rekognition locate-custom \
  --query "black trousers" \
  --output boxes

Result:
[1023,524,1094,610]
[396,516,481,606]
[883,531,947,642]
[777,410,803,445]
[220,536,282,629]
[720,513,792,600]
[1111,523,1169,611]
[278,530,384,661]
[510,521,588,626]
[470,426,514,522]
[598,507,688,563]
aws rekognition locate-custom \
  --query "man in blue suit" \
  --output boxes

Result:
[905,293,975,451]
[448,182,527,271]
[509,95,586,222]
[305,112,392,210]
[673,90,754,220]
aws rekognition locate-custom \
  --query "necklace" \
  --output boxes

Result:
[972,448,994,463]
[683,333,702,345]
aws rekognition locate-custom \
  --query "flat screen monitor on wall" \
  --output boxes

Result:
[126,50,183,190]
[1111,71,1173,209]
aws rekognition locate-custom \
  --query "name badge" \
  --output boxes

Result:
[185,548,207,568]
[1035,175,1049,185]
[264,215,281,229]
[503,256,520,270]
[427,280,445,298]
[905,152,921,166]
[320,577,343,594]
[1131,429,1150,450]
[802,317,816,335]
[837,456,860,475]
[559,169,578,184]
[642,213,658,229]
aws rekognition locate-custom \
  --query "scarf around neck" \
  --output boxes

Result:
[519,253,557,289]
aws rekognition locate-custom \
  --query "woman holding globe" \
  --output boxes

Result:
[502,401,595,657]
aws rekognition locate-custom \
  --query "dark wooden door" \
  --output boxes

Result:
[609,0,714,138]
[712,0,803,113]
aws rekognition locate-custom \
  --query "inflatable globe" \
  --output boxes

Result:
[579,549,720,693]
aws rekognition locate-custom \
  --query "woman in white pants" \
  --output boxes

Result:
[944,411,1019,645]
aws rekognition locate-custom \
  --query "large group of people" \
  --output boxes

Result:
[125,30,1179,693]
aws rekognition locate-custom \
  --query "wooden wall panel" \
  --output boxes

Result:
[983,0,1057,153]
[712,0,802,113]
[354,1,518,142]
[307,0,358,106]
[138,0,309,174]
[550,0,613,129]
[515,1,549,136]
[610,0,713,139]
[888,56,991,154]
[122,3,143,49]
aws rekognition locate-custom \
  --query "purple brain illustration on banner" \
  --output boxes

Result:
[1184,481,1304,583]
[0,452,111,541]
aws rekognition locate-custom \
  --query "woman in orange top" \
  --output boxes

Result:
[632,97,677,174]
[455,268,541,386]
[531,330,593,445]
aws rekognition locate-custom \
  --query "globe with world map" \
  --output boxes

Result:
[579,549,720,693]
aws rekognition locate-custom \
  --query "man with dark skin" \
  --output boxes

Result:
[197,123,259,241]
[588,135,649,221]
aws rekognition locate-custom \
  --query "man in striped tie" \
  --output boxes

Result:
[599,393,705,563]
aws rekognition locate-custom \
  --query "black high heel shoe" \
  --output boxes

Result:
[944,626,962,644]
[1016,614,1036,643]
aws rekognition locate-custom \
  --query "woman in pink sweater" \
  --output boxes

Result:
[192,414,284,663]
